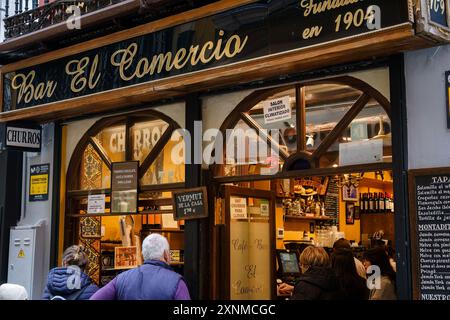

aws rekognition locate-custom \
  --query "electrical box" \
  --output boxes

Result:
[7,221,45,300]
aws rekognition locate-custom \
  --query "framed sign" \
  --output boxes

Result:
[416,0,450,42]
[346,202,355,225]
[111,161,139,214]
[29,163,50,201]
[409,167,450,300]
[114,246,138,270]
[172,187,208,221]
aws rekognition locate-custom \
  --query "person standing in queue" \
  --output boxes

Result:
[43,245,99,300]
[90,233,190,300]
[290,246,341,300]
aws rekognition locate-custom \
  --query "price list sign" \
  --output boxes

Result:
[172,187,208,221]
[409,168,450,300]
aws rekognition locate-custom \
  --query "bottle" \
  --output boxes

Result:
[374,192,379,213]
[390,194,395,213]
[368,193,374,213]
[379,192,385,213]
[362,193,368,214]
[360,193,365,214]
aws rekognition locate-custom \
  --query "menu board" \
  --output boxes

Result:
[172,187,208,221]
[111,161,138,214]
[409,168,450,300]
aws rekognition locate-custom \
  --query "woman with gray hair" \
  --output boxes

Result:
[90,233,190,300]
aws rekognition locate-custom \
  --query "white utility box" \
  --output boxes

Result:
[7,220,45,300]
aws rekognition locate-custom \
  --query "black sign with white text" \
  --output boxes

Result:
[410,171,450,300]
[172,187,208,221]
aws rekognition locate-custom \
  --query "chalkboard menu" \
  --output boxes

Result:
[172,187,208,221]
[409,168,450,300]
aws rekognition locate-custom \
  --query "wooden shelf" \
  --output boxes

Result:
[284,215,334,221]
[149,229,184,233]
[359,178,393,190]
[67,210,173,218]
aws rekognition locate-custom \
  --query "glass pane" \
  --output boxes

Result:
[320,100,391,168]
[222,120,283,177]
[305,84,363,153]
[131,120,169,163]
[140,139,185,186]
[230,196,271,300]
[79,144,111,190]
[248,88,297,155]
[94,124,126,163]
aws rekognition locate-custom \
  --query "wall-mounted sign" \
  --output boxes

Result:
[429,0,449,27]
[111,161,139,214]
[409,168,450,300]
[230,197,248,220]
[29,163,49,201]
[0,123,41,152]
[87,194,106,214]
[263,96,292,124]
[1,0,409,112]
[172,187,208,221]
[446,70,450,129]
[416,0,450,42]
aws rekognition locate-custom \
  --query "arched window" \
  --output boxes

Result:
[65,110,185,284]
[214,76,391,178]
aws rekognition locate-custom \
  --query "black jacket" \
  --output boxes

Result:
[291,266,340,300]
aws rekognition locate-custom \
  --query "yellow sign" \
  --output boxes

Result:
[18,249,25,258]
[30,174,48,195]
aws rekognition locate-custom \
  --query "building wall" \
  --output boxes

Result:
[405,45,450,169]
[17,123,55,298]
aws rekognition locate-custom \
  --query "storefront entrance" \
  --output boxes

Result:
[210,68,399,299]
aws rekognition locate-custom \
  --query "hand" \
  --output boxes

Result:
[277,283,294,295]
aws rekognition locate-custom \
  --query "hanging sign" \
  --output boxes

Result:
[172,187,208,221]
[0,123,41,152]
[29,163,49,201]
[87,194,106,214]
[429,0,448,27]
[111,161,139,214]
[263,96,292,124]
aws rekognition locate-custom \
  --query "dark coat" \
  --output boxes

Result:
[115,260,183,300]
[291,266,341,300]
[42,267,99,300]
[338,275,370,300]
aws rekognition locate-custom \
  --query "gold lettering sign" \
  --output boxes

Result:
[11,71,57,104]
[300,0,360,17]
[65,54,101,93]
[111,30,248,82]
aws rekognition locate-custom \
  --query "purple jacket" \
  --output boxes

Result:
[90,260,190,300]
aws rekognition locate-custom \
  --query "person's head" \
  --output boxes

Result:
[331,248,358,278]
[62,245,88,271]
[142,234,170,264]
[333,238,351,252]
[363,246,396,282]
[0,283,28,300]
[299,245,330,273]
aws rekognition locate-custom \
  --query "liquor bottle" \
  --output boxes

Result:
[360,193,365,214]
[374,192,379,213]
[368,193,374,213]
[390,194,395,213]
[379,192,386,213]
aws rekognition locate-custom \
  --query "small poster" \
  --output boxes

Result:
[29,164,50,202]
[230,197,247,219]
[114,246,138,270]
[87,194,106,214]
[260,200,269,216]
[263,96,292,124]
[111,161,139,214]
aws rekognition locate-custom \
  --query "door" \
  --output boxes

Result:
[223,186,276,300]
